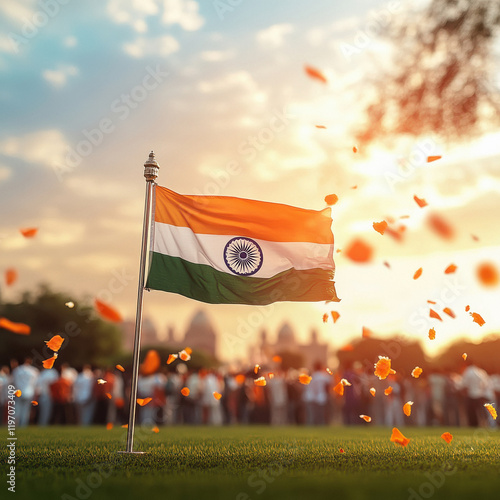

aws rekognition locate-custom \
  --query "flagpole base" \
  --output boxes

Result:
[117,451,148,455]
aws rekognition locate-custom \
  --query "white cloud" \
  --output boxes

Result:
[0,164,11,183]
[0,129,70,168]
[0,1,37,23]
[63,36,77,48]
[161,0,204,31]
[42,65,78,88]
[123,35,179,58]
[256,23,294,48]
[197,71,259,94]
[200,50,235,62]
[0,35,18,54]
[107,0,159,32]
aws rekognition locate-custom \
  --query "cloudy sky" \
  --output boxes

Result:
[1,0,499,363]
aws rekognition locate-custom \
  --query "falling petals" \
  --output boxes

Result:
[299,374,312,385]
[272,355,282,363]
[213,392,222,400]
[181,387,190,397]
[179,349,191,362]
[444,264,457,274]
[411,367,423,379]
[427,155,442,163]
[344,238,373,263]
[94,298,122,323]
[352,146,358,153]
[31,400,38,406]
[115,364,125,372]
[339,448,345,453]
[42,355,58,369]
[254,364,260,374]
[390,427,410,447]
[384,387,393,396]
[315,125,327,129]
[429,309,442,321]
[403,401,414,417]
[152,426,160,433]
[413,268,423,280]
[304,64,327,83]
[470,312,485,326]
[413,195,428,208]
[476,262,498,287]
[97,379,107,385]
[369,388,376,397]
[443,307,455,318]
[373,221,388,235]
[167,354,178,365]
[254,377,267,387]
[324,194,338,206]
[105,393,112,400]
[65,301,75,308]
[341,378,351,387]
[427,213,454,240]
[106,422,113,430]
[331,311,340,323]
[5,268,18,286]
[484,403,497,420]
[362,326,373,338]
[359,415,372,422]
[465,305,470,312]
[322,313,328,323]
[15,390,22,397]
[20,227,38,238]
[137,398,152,406]
[462,353,467,361]
[441,432,453,444]
[0,317,31,335]
[333,382,344,396]
[45,334,65,352]
[428,328,436,340]
[374,356,393,380]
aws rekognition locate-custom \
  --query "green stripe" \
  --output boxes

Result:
[146,253,340,305]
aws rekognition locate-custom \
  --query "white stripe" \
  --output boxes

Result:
[153,222,334,279]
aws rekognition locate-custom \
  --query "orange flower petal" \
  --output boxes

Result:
[462,353,467,361]
[106,422,113,430]
[413,195,428,208]
[429,309,442,321]
[272,355,282,363]
[403,401,414,417]
[369,388,376,397]
[304,64,327,83]
[15,390,22,397]
[484,403,497,420]
[383,261,391,268]
[413,268,423,280]
[373,221,388,235]
[105,392,112,400]
[299,374,312,385]
[331,311,340,323]
[184,347,193,355]
[341,378,351,387]
[115,364,125,372]
[465,305,470,312]
[441,432,453,444]
[326,368,333,375]
[322,313,328,323]
[427,213,454,240]
[427,300,436,304]
[444,264,457,274]
[140,349,161,375]
[45,334,65,352]
[339,448,345,453]
[181,387,190,397]
[121,424,128,428]
[353,146,358,153]
[179,350,191,362]
[20,227,38,238]
[42,355,57,369]
[268,372,274,379]
[344,238,373,263]
[390,427,410,447]
[152,426,160,433]
[324,194,338,206]
[360,415,372,422]
[476,262,498,287]
[315,125,327,129]
[5,268,18,286]
[213,392,222,400]
[94,298,122,323]
[254,364,260,374]
[333,382,344,396]
[362,326,373,338]
[374,356,393,380]
[136,397,152,406]
[384,386,393,396]
[0,317,31,335]
[428,328,436,340]
[167,354,178,365]
[470,312,485,326]
[411,367,423,379]
[31,400,38,406]
[427,155,442,163]
[443,307,455,318]
[254,377,267,387]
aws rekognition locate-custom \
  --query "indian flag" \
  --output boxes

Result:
[145,186,339,305]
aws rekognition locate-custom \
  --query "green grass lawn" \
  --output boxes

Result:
[2,425,499,500]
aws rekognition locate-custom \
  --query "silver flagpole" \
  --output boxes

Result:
[121,151,159,454]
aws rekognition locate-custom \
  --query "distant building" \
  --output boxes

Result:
[252,322,328,369]
[123,310,217,359]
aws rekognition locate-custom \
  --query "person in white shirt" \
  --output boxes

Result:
[11,357,39,426]
[35,368,58,425]
[268,370,288,425]
[460,359,490,427]
[74,365,95,425]
[303,361,331,425]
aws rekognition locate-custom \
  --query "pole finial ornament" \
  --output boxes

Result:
[144,150,159,181]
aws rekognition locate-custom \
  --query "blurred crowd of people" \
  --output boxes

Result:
[1,357,498,428]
